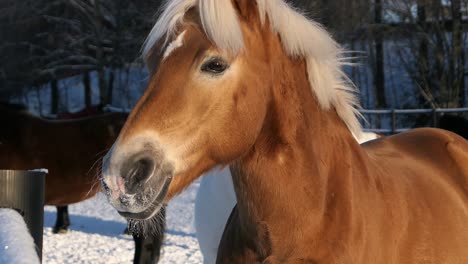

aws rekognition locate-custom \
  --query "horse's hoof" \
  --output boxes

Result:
[52,227,68,234]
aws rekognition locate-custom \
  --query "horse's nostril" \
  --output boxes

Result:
[133,158,155,182]
[121,157,156,193]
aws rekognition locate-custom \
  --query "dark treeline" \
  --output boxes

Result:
[1,0,467,114]
[0,0,162,112]
[295,0,467,109]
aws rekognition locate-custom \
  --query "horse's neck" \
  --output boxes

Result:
[228,59,365,255]
[231,114,361,233]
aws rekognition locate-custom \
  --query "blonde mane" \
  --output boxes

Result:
[142,0,363,136]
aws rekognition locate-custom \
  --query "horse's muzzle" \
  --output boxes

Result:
[101,145,174,220]
[117,176,171,220]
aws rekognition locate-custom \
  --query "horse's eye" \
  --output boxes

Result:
[201,58,228,74]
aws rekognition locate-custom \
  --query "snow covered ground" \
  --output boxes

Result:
[43,181,203,264]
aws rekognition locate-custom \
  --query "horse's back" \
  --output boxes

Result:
[0,143,101,205]
[364,127,468,193]
[360,128,468,263]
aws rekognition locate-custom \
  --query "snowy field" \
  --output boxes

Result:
[43,181,203,264]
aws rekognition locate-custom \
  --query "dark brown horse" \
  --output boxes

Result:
[0,102,165,263]
[439,114,468,139]
[102,0,468,263]
[0,102,125,205]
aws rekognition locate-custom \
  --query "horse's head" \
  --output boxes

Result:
[101,0,360,220]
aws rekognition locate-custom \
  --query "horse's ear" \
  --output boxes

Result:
[231,0,258,21]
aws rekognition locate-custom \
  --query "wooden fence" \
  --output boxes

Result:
[100,105,468,135]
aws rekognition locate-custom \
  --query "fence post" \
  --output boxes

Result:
[0,170,46,261]
[391,109,396,134]
[432,108,438,127]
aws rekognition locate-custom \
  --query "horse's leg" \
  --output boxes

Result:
[132,205,166,264]
[52,205,70,234]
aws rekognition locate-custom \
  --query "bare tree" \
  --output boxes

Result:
[374,0,387,108]
[296,0,467,109]
[386,0,467,107]
[0,0,161,109]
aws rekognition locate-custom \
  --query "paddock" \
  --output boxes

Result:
[101,0,468,262]
[3,0,467,262]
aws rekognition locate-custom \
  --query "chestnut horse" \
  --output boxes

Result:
[101,0,468,263]
[0,103,165,263]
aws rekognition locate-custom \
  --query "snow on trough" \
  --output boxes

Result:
[0,209,40,264]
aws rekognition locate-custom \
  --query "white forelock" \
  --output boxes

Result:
[142,0,196,57]
[142,0,363,136]
[162,30,187,59]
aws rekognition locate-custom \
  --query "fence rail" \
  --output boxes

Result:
[77,105,468,135]
[359,108,468,134]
